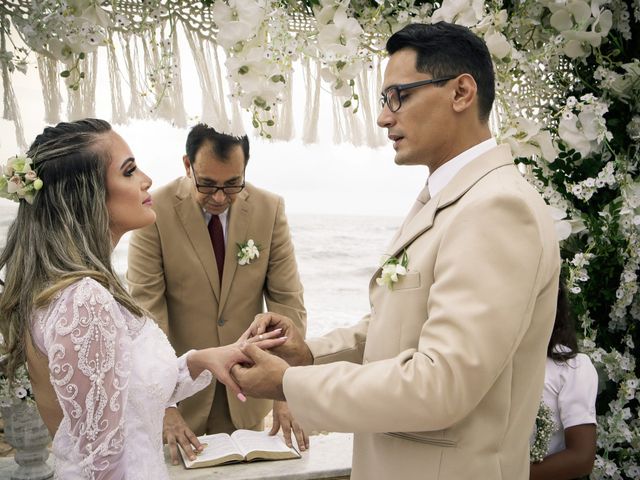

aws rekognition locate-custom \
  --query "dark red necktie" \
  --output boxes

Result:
[208,214,225,282]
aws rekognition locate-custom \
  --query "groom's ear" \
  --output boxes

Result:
[451,73,477,115]
[182,155,191,176]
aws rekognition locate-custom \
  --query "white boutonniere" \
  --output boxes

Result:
[237,239,261,265]
[376,250,409,290]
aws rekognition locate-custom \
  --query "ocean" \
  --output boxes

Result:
[0,202,402,338]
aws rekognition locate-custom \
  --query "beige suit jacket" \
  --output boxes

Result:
[127,178,306,433]
[283,145,560,480]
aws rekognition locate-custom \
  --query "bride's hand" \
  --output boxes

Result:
[188,329,287,401]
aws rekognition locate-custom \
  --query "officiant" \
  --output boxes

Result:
[126,124,307,464]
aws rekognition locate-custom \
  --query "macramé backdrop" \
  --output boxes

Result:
[0,1,638,478]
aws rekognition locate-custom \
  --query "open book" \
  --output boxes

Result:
[179,429,301,469]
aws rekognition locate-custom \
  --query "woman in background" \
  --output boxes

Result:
[530,283,598,479]
[0,119,282,479]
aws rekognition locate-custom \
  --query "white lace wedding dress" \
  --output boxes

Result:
[31,277,212,479]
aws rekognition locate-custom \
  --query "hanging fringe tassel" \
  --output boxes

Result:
[167,28,186,128]
[183,26,231,131]
[121,34,146,119]
[141,31,160,119]
[275,71,294,140]
[331,95,347,144]
[107,33,127,125]
[36,56,62,125]
[0,15,26,149]
[302,58,321,144]
[212,40,238,133]
[66,52,97,121]
[356,60,385,147]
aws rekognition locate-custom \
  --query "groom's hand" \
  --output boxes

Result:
[163,407,203,465]
[231,343,290,401]
[246,312,313,367]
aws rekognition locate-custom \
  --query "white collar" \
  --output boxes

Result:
[427,138,497,199]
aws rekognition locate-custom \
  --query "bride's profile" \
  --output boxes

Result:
[0,118,283,478]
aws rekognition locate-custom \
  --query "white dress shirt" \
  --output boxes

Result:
[427,138,498,198]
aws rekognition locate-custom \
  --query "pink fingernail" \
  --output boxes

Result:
[237,392,247,402]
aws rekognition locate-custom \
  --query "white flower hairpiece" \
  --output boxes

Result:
[0,154,43,204]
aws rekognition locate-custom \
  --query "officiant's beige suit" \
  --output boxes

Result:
[283,145,560,480]
[127,178,306,433]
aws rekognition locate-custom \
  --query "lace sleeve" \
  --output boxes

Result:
[43,278,131,479]
[168,350,212,406]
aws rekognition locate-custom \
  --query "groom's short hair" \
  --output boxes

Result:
[386,22,495,122]
[186,123,250,166]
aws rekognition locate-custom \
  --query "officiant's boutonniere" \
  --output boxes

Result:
[237,239,261,265]
[376,250,409,290]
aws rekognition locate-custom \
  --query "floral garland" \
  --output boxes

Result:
[530,401,557,463]
[0,154,43,204]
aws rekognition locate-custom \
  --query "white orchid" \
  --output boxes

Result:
[502,117,558,162]
[558,96,611,158]
[546,0,613,58]
[237,239,261,266]
[317,6,363,58]
[485,29,511,59]
[211,0,265,50]
[547,205,585,241]
[376,251,409,290]
[431,0,485,26]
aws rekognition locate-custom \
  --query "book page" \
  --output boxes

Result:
[231,430,300,461]
[179,433,244,468]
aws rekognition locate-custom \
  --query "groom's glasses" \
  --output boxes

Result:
[380,76,456,112]
[191,167,245,195]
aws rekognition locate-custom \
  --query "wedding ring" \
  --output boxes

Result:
[259,334,264,341]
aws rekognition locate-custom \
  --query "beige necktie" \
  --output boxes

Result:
[397,184,430,238]
[406,184,430,222]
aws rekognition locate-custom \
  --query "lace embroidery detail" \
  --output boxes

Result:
[32,277,211,479]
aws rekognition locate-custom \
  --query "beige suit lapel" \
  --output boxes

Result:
[219,189,251,315]
[174,178,221,302]
[374,145,514,280]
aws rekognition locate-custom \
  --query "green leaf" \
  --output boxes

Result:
[60,70,71,78]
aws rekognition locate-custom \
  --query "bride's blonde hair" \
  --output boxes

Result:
[0,119,145,381]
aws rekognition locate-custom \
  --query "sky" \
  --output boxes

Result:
[0,36,429,218]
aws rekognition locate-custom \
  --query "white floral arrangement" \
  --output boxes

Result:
[530,401,557,463]
[0,154,44,204]
[376,250,408,290]
[0,360,35,408]
[237,239,261,266]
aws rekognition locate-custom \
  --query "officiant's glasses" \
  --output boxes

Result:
[380,76,456,112]
[191,167,245,195]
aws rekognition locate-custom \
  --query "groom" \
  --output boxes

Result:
[232,22,561,480]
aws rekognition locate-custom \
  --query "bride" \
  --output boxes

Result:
[0,118,282,479]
